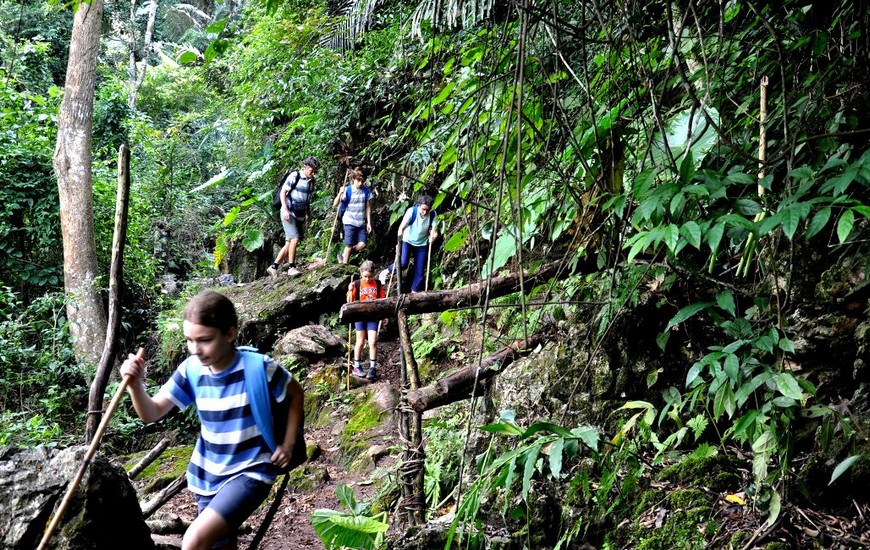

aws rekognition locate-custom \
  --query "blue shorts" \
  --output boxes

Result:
[281,214,304,241]
[343,225,367,247]
[195,475,272,547]
[355,321,379,332]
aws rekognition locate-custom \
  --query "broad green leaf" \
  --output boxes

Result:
[781,203,811,240]
[664,224,679,252]
[444,227,467,252]
[829,455,861,485]
[242,228,264,252]
[775,373,804,401]
[522,422,573,438]
[522,445,541,500]
[178,50,199,64]
[777,338,795,353]
[479,421,523,436]
[805,207,832,240]
[680,221,702,249]
[223,206,240,227]
[705,222,725,252]
[766,491,781,526]
[837,209,855,243]
[665,301,714,331]
[735,372,772,406]
[716,291,736,316]
[724,354,739,382]
[205,19,227,34]
[571,426,599,451]
[548,438,565,479]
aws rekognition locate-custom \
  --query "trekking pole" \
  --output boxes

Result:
[425,239,433,291]
[326,208,340,262]
[347,275,355,391]
[38,348,145,550]
[378,241,401,335]
[327,169,351,263]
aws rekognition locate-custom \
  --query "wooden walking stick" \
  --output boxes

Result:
[425,239,433,291]
[327,169,352,263]
[38,347,145,550]
[347,275,355,390]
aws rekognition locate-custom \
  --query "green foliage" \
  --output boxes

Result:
[422,409,465,513]
[449,411,600,548]
[0,290,86,447]
[311,483,389,550]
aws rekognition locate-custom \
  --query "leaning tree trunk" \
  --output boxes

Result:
[54,0,107,367]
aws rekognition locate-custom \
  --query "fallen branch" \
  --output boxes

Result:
[141,473,186,519]
[146,514,191,535]
[128,437,170,480]
[406,331,549,412]
[339,261,583,323]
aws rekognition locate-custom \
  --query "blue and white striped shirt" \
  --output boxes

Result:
[341,186,369,228]
[157,353,292,495]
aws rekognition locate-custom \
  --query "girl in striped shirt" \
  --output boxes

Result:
[121,291,304,549]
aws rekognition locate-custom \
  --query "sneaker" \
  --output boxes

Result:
[266,265,279,278]
[337,252,345,264]
[352,365,367,378]
[287,266,301,277]
[366,367,377,381]
[378,268,389,285]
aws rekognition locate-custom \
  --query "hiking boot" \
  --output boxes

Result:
[351,365,367,378]
[378,268,389,285]
[366,367,377,381]
[266,265,279,278]
[287,266,301,277]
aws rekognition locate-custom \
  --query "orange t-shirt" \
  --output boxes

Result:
[347,278,385,303]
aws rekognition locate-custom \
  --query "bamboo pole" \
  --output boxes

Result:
[424,239,433,292]
[38,347,145,550]
[347,275,355,391]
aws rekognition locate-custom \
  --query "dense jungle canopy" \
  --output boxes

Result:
[1,0,870,547]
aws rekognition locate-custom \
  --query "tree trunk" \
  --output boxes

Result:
[406,331,549,412]
[127,0,158,108]
[339,261,584,323]
[87,145,131,442]
[54,0,107,367]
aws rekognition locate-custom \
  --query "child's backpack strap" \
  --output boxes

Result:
[238,346,277,453]
[408,204,418,226]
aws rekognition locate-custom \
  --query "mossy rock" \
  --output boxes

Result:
[124,445,193,494]
[657,453,742,493]
[339,388,391,470]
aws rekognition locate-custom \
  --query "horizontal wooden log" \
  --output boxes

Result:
[128,437,170,480]
[141,473,186,519]
[339,261,577,323]
[406,331,549,412]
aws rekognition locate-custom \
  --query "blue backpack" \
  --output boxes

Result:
[186,346,306,473]
[408,204,436,228]
[338,184,372,218]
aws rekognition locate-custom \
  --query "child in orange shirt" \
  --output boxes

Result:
[346,260,385,380]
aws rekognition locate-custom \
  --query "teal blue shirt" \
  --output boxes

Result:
[401,206,437,247]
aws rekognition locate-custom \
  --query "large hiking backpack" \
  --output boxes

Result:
[408,204,436,228]
[272,171,304,211]
[186,347,306,474]
[338,184,372,219]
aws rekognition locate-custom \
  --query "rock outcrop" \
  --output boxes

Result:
[0,446,152,550]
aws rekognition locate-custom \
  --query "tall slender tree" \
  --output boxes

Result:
[54,0,107,367]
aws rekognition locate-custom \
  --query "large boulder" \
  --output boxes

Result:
[0,446,152,550]
[218,263,356,351]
